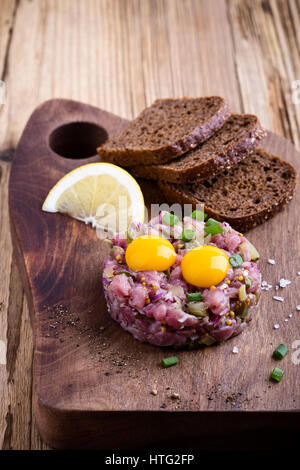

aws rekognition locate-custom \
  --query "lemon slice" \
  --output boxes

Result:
[42,163,144,235]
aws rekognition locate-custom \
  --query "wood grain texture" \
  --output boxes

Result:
[8,98,300,449]
[0,0,300,450]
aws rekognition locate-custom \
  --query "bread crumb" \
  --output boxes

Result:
[151,388,158,396]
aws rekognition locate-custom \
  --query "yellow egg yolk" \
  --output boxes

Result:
[125,235,176,272]
[181,245,229,287]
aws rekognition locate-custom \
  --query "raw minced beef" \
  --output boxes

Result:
[102,212,261,347]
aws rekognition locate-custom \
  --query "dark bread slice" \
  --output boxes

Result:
[158,149,297,232]
[130,114,266,183]
[97,97,231,166]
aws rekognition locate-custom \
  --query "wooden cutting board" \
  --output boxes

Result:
[9,99,300,450]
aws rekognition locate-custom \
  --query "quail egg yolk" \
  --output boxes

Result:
[125,235,176,272]
[181,245,229,288]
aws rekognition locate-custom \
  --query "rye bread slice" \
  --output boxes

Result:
[130,114,266,183]
[158,149,297,232]
[97,97,231,166]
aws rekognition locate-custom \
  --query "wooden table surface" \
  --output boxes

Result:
[0,0,299,450]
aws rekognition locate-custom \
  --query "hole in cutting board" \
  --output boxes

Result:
[49,122,108,159]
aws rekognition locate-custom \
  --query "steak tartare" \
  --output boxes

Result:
[102,211,261,347]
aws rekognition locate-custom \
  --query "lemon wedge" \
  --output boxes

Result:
[42,163,144,235]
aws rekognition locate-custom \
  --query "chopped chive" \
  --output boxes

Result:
[162,212,179,226]
[205,218,221,226]
[186,292,203,302]
[161,356,179,368]
[229,253,243,267]
[270,367,284,382]
[204,218,223,235]
[191,210,207,221]
[204,225,223,235]
[181,229,195,242]
[273,344,289,360]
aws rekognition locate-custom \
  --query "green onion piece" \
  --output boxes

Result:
[181,229,195,242]
[204,218,223,235]
[186,292,203,301]
[191,210,207,221]
[162,212,179,226]
[206,218,221,226]
[273,344,289,360]
[161,356,179,368]
[270,367,284,382]
[229,253,243,267]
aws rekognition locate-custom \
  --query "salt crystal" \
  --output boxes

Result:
[297,272,300,276]
[296,305,300,311]
[232,347,239,354]
[275,285,279,291]
[274,324,280,329]
[289,314,293,318]
[284,319,289,322]
[261,281,272,291]
[273,296,284,302]
[279,278,291,288]
[268,259,275,265]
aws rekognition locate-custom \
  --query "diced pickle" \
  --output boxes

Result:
[239,241,260,261]
[238,284,247,302]
[187,301,208,317]
[198,334,216,346]
[245,276,253,288]
[237,301,250,321]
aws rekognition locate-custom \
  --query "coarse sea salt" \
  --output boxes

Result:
[232,347,239,354]
[261,280,272,291]
[268,259,275,265]
[297,272,300,276]
[274,324,280,329]
[296,305,300,311]
[273,296,284,302]
[279,278,291,288]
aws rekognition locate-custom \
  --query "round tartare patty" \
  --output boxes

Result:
[102,212,262,347]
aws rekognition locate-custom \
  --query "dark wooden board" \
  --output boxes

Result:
[9,99,300,449]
